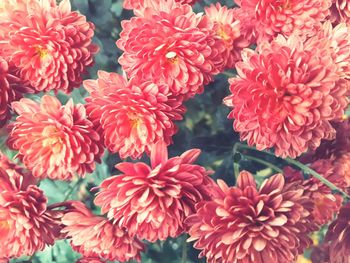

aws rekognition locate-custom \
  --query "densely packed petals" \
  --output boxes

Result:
[235,0,331,43]
[123,0,198,10]
[0,57,32,128]
[284,159,345,225]
[326,203,350,262]
[204,3,250,70]
[186,171,314,263]
[330,0,350,25]
[94,141,216,242]
[84,71,185,159]
[224,34,349,158]
[61,201,144,262]
[0,0,98,93]
[7,95,104,180]
[0,156,59,258]
[117,0,218,100]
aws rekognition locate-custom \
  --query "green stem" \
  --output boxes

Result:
[285,157,350,198]
[243,155,283,174]
[181,235,188,263]
[232,144,240,179]
[233,142,350,198]
[63,177,84,201]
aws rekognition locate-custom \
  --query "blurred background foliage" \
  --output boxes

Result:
[3,0,291,262]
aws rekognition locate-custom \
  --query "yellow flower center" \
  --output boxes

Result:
[35,46,50,59]
[128,113,142,129]
[42,126,63,154]
[166,51,178,64]
[217,25,231,42]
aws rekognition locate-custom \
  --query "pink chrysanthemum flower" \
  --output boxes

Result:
[8,95,104,180]
[84,71,185,159]
[0,57,32,128]
[331,0,350,25]
[326,203,350,262]
[204,3,250,71]
[235,0,331,43]
[61,201,144,262]
[0,159,60,258]
[223,34,348,158]
[0,0,98,93]
[117,0,217,100]
[186,171,314,263]
[334,153,350,187]
[123,0,198,10]
[284,159,345,226]
[94,141,216,242]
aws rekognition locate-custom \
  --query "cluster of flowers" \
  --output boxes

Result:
[0,0,350,262]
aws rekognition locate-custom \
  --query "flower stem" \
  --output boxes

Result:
[243,155,283,174]
[233,142,350,199]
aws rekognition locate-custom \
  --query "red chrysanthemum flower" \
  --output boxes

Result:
[235,0,331,43]
[0,0,98,93]
[223,34,348,158]
[331,0,350,25]
[204,3,250,71]
[334,152,350,187]
[117,0,217,100]
[84,71,185,159]
[61,201,144,262]
[0,57,32,128]
[186,171,314,263]
[0,157,60,258]
[326,203,350,262]
[94,141,217,242]
[7,95,104,180]
[284,159,345,226]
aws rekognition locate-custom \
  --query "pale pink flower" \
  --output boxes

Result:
[61,201,144,262]
[0,0,98,93]
[186,171,315,263]
[94,141,216,242]
[117,0,217,100]
[235,0,332,43]
[204,3,250,70]
[8,95,104,180]
[123,0,198,10]
[0,157,60,258]
[84,71,185,159]
[223,35,347,158]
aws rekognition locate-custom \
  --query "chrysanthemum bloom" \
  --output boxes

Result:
[223,35,348,158]
[94,141,217,242]
[84,71,185,159]
[307,22,350,80]
[334,153,350,187]
[204,3,250,71]
[234,0,332,43]
[61,201,144,262]
[0,0,98,93]
[330,0,350,25]
[326,203,350,262]
[117,0,218,100]
[0,163,60,258]
[284,159,345,225]
[186,171,314,263]
[7,95,104,180]
[0,57,32,128]
[123,0,198,10]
